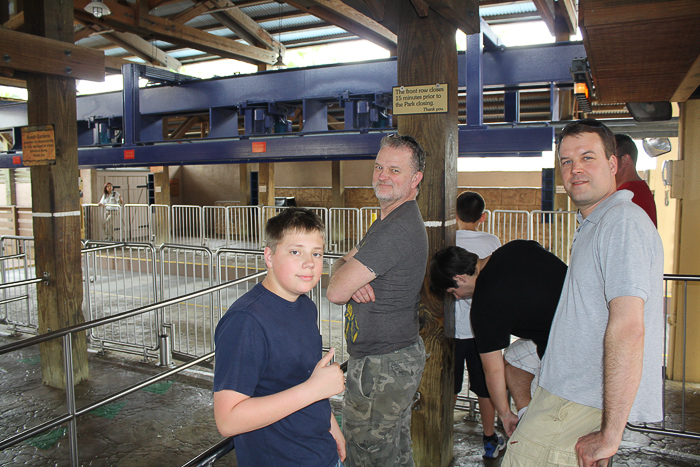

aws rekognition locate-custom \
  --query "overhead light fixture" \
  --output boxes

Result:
[570,58,594,113]
[272,2,286,70]
[85,1,111,18]
[643,138,672,157]
[574,81,592,113]
[272,54,286,70]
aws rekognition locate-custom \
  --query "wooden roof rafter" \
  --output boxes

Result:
[73,0,277,65]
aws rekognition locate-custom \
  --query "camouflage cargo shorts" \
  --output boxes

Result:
[342,338,426,467]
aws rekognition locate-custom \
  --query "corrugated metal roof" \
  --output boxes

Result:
[70,0,564,67]
[480,1,538,17]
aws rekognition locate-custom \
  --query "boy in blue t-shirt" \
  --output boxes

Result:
[213,208,346,467]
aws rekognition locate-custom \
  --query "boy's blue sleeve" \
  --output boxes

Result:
[213,311,267,395]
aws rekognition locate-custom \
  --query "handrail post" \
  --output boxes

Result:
[63,333,79,467]
[158,323,174,367]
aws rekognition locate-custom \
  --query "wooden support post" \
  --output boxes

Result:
[397,4,459,466]
[331,160,345,207]
[239,163,251,205]
[259,163,275,206]
[26,0,88,388]
[671,99,700,383]
[153,166,171,206]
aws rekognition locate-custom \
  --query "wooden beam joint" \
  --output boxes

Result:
[0,28,105,82]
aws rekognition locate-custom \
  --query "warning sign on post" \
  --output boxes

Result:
[21,125,56,166]
[392,84,448,115]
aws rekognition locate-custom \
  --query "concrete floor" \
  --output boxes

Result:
[1,334,699,467]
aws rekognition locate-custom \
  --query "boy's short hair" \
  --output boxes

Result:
[429,246,478,296]
[265,207,325,252]
[456,191,485,223]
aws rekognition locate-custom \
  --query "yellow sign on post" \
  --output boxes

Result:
[21,125,56,166]
[392,84,448,115]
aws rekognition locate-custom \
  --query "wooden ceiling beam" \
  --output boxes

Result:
[558,0,578,35]
[103,31,182,70]
[210,0,285,53]
[168,0,215,25]
[532,0,556,35]
[0,28,105,81]
[73,0,277,64]
[671,54,700,103]
[104,55,133,74]
[424,0,480,35]
[3,11,24,30]
[360,0,387,21]
[285,0,397,50]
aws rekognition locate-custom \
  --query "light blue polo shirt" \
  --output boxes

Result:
[539,190,664,423]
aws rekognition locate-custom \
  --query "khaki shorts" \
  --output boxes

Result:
[501,386,602,467]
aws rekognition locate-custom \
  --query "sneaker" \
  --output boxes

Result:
[483,433,506,459]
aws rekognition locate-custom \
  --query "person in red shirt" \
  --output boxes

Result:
[614,134,657,226]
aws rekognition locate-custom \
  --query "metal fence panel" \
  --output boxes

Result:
[214,249,266,324]
[150,204,170,245]
[530,210,577,263]
[226,205,262,249]
[490,210,531,245]
[82,242,159,355]
[203,206,228,250]
[123,204,150,243]
[171,205,203,246]
[83,204,122,242]
[328,208,360,254]
[359,207,380,238]
[0,236,36,332]
[159,244,214,358]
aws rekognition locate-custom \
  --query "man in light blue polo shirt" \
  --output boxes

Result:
[502,119,663,467]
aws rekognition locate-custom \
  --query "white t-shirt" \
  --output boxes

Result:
[100,191,122,211]
[454,229,501,339]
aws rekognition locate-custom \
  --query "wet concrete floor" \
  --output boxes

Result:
[1,333,699,466]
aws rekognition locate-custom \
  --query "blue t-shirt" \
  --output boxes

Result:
[213,283,338,467]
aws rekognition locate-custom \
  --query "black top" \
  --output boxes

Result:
[471,240,567,358]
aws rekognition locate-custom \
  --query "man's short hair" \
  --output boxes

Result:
[429,246,478,296]
[557,118,616,159]
[456,191,485,223]
[265,207,325,252]
[380,133,427,174]
[614,133,638,165]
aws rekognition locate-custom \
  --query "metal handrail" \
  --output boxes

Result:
[626,273,700,440]
[181,437,235,467]
[0,253,26,261]
[0,276,46,291]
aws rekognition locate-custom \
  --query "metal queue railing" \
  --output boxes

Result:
[626,274,700,440]
[81,204,577,260]
[0,271,267,467]
[0,235,37,332]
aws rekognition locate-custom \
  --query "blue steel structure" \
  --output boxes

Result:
[0,39,586,169]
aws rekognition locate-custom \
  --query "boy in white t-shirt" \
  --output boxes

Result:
[453,192,503,458]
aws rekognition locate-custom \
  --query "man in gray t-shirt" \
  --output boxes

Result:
[327,134,428,467]
[502,119,663,467]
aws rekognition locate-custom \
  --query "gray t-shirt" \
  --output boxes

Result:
[539,190,664,423]
[345,200,428,357]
